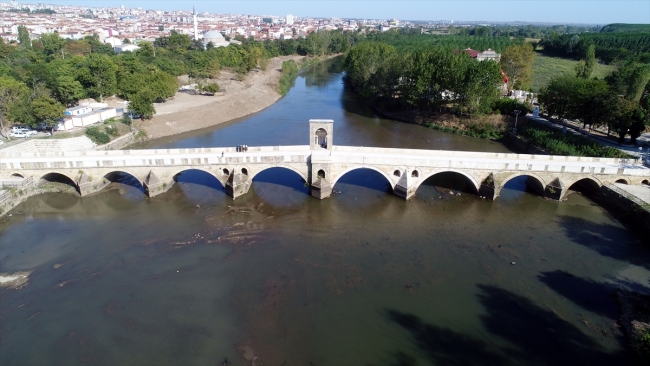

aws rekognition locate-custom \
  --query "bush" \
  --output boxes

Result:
[492,98,531,116]
[105,125,119,137]
[103,117,115,124]
[85,126,110,144]
[200,83,220,93]
[518,124,632,158]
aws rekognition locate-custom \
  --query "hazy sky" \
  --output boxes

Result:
[28,1,650,24]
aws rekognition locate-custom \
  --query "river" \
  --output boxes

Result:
[1,59,648,365]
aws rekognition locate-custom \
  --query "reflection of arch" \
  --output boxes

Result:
[615,178,629,185]
[499,173,546,195]
[318,169,326,179]
[415,169,479,192]
[38,172,79,192]
[171,168,225,188]
[315,128,328,148]
[331,166,395,189]
[248,165,308,183]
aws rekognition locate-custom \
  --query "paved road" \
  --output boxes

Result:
[526,114,650,161]
[613,183,650,206]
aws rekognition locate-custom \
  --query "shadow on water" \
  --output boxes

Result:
[383,284,627,366]
[538,270,620,319]
[555,214,650,270]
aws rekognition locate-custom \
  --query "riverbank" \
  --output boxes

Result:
[133,55,304,141]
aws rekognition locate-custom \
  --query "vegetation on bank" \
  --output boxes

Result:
[84,117,131,145]
[517,124,631,158]
[278,60,300,96]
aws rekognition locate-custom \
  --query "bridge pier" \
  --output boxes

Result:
[394,169,417,200]
[310,177,332,199]
[143,170,168,197]
[225,171,251,199]
[543,178,566,200]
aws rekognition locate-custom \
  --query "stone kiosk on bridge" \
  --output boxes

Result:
[1,120,649,203]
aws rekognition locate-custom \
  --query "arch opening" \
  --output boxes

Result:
[241,168,248,176]
[332,167,393,194]
[38,173,79,193]
[11,173,25,179]
[566,178,601,199]
[102,171,145,194]
[411,170,419,178]
[251,167,310,207]
[615,179,628,185]
[416,171,478,198]
[643,180,649,186]
[501,174,546,197]
[315,128,328,149]
[318,169,326,179]
[223,168,230,176]
[173,169,227,200]
[393,170,401,177]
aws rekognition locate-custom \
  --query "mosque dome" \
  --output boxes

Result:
[203,30,224,39]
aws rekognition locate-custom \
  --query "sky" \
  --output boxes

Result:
[23,1,650,24]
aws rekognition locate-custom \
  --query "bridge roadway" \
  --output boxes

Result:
[2,143,649,201]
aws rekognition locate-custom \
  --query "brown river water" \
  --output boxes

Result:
[1,59,649,365]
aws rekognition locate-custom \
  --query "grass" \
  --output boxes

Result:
[531,52,617,92]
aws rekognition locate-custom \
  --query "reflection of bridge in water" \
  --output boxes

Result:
[2,120,649,201]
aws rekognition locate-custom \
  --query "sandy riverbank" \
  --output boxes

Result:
[132,55,306,141]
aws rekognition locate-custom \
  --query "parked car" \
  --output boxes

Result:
[11,127,37,136]
[9,131,28,138]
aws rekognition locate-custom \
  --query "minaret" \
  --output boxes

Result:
[193,6,198,40]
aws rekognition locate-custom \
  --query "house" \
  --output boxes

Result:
[57,106,118,131]
[455,48,501,62]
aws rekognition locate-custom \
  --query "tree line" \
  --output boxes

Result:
[343,39,536,118]
[539,32,650,64]
[0,28,353,135]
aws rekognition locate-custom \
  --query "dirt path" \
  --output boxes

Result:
[135,55,306,140]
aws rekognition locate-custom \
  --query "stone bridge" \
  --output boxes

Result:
[1,120,649,201]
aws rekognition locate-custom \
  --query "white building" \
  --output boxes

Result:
[202,30,229,48]
[286,14,294,25]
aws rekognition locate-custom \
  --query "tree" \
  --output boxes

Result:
[128,89,156,119]
[31,95,64,125]
[0,76,29,137]
[40,32,66,58]
[575,44,596,79]
[18,25,30,48]
[78,53,117,101]
[500,43,535,91]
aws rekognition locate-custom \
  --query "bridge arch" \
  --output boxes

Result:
[643,179,649,186]
[170,167,226,189]
[101,170,146,192]
[414,169,480,193]
[498,172,547,196]
[249,165,308,183]
[11,173,25,179]
[38,172,79,192]
[331,166,396,190]
[564,176,603,199]
[615,178,630,185]
[564,176,603,190]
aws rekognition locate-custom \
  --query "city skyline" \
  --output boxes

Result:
[11,0,650,25]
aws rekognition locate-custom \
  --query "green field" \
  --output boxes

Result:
[531,53,617,92]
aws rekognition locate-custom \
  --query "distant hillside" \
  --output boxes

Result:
[600,23,650,33]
